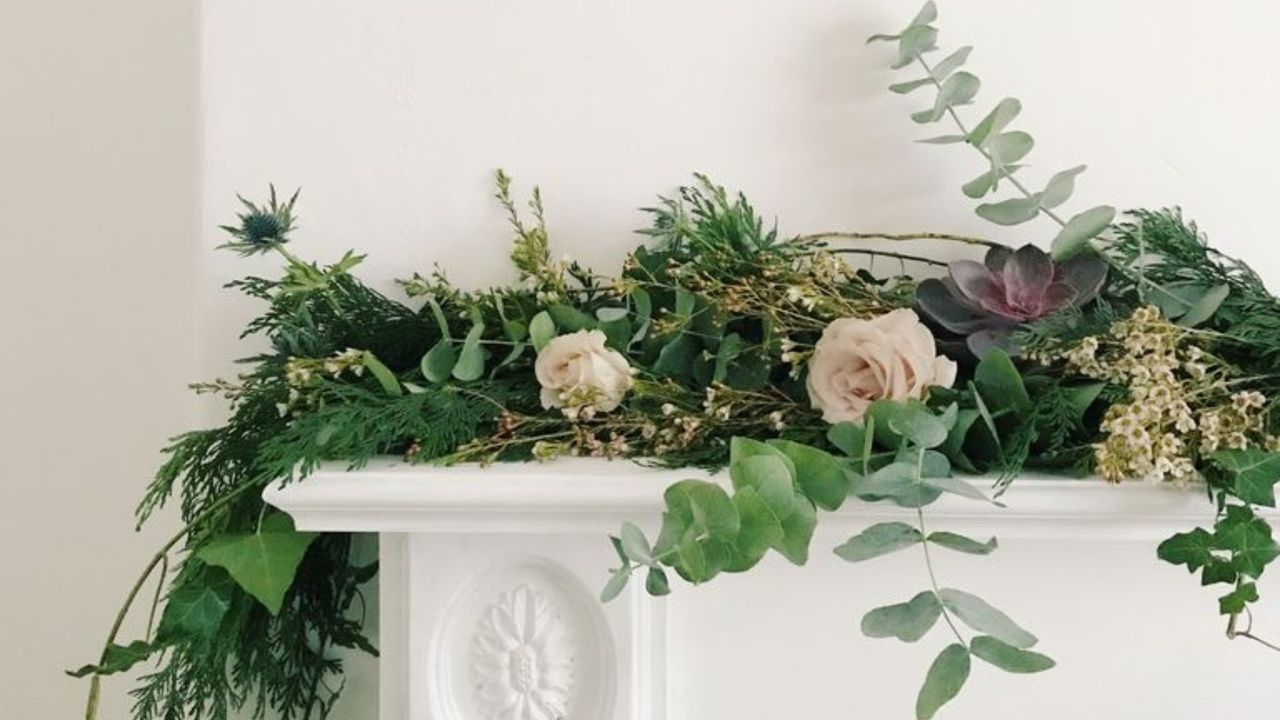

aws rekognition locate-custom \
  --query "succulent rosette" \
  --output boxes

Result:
[916,244,1107,357]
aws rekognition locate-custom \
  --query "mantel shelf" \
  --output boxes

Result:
[264,457,1239,540]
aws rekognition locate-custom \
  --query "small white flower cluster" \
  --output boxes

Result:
[1056,306,1272,483]
[281,348,368,416]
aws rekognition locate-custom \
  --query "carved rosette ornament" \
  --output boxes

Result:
[472,585,576,720]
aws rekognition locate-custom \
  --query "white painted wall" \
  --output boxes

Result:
[207,0,1280,718]
[1,1,198,718]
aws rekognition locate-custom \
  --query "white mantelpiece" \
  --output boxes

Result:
[265,460,1280,720]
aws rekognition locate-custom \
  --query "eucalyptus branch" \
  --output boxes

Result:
[798,230,1003,248]
[914,450,966,647]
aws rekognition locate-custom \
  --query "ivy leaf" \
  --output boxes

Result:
[1213,448,1280,507]
[155,570,234,643]
[969,635,1055,674]
[976,195,1042,226]
[1214,505,1280,578]
[66,641,156,678]
[451,319,487,382]
[916,644,971,720]
[529,311,556,351]
[1051,205,1116,260]
[361,352,402,396]
[862,590,942,642]
[1219,582,1259,615]
[1039,165,1087,210]
[1201,558,1239,586]
[1157,527,1215,573]
[196,514,319,615]
[767,439,848,511]
[938,588,1037,648]
[420,340,457,383]
[928,531,998,555]
[835,522,923,562]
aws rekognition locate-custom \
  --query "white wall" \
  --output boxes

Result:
[0,1,198,718]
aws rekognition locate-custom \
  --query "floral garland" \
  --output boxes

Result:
[75,3,1280,720]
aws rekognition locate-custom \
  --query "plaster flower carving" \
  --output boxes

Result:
[806,309,957,423]
[473,585,574,720]
[535,330,633,414]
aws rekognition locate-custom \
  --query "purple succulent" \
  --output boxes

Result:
[916,244,1107,358]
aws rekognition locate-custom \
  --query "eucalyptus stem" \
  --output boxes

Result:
[913,449,966,647]
[83,479,263,720]
[827,248,948,268]
[914,55,1068,229]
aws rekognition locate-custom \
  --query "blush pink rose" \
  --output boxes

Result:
[806,309,957,423]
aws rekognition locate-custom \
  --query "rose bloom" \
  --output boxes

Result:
[806,308,957,423]
[535,329,634,413]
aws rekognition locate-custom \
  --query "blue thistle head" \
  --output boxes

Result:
[219,185,299,256]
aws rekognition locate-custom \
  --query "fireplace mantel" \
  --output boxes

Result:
[265,460,1279,720]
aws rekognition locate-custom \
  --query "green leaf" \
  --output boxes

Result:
[891,77,935,95]
[850,461,943,508]
[887,404,949,449]
[938,588,1037,648]
[970,635,1055,674]
[767,439,848,511]
[923,476,999,505]
[728,487,785,571]
[1219,582,1259,615]
[547,304,595,331]
[835,522,923,562]
[1157,527,1215,573]
[968,98,1022,147]
[862,590,942,642]
[420,340,457,383]
[1051,205,1116,260]
[713,332,744,383]
[986,130,1034,166]
[827,421,869,459]
[629,287,653,348]
[1213,449,1280,507]
[529,311,556,351]
[620,522,653,565]
[1215,505,1280,578]
[451,320,487,382]
[653,334,698,380]
[424,296,452,341]
[775,494,818,565]
[196,514,319,615]
[912,71,980,123]
[893,25,939,69]
[361,353,402,396]
[928,531,998,555]
[908,1,938,28]
[974,349,1031,413]
[962,165,1022,200]
[156,570,234,643]
[918,134,969,145]
[930,46,972,81]
[600,570,630,603]
[916,644,971,720]
[1039,165,1087,210]
[645,567,672,596]
[66,641,156,678]
[1177,283,1229,327]
[664,480,740,543]
[976,195,1042,226]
